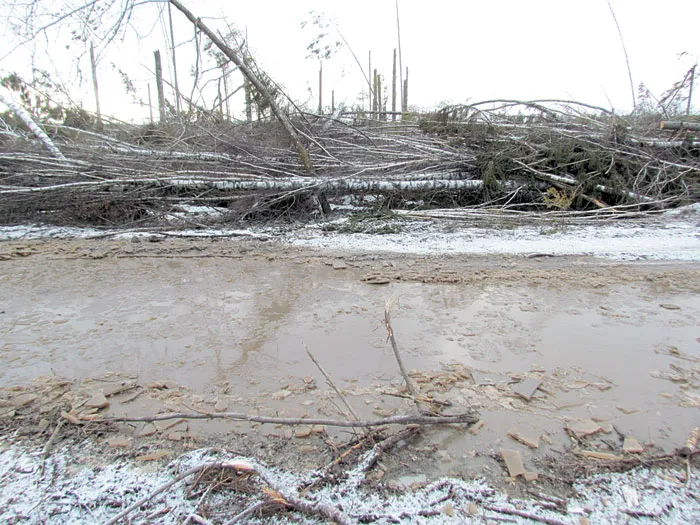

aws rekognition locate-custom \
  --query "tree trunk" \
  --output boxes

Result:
[660,121,700,131]
[0,94,67,161]
[154,50,166,123]
[168,0,313,174]
[89,42,103,130]
[392,48,397,121]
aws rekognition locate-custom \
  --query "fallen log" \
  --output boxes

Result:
[660,121,700,131]
[0,176,497,195]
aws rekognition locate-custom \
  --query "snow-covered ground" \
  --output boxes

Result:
[1,204,699,262]
[1,443,697,524]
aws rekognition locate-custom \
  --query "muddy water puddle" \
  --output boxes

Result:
[1,255,698,463]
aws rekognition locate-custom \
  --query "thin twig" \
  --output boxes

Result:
[104,462,230,525]
[304,344,373,443]
[384,295,424,412]
[37,419,64,478]
[221,500,265,525]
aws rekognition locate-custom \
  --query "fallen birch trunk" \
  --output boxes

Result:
[0,177,498,195]
[0,94,67,161]
[660,121,700,131]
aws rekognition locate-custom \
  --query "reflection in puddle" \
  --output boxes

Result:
[1,256,698,451]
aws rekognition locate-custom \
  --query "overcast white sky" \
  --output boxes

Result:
[1,0,699,121]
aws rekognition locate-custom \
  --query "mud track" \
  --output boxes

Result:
[1,237,699,522]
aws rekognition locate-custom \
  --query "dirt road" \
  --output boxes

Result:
[1,237,698,522]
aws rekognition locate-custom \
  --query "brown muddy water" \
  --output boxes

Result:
[1,251,698,476]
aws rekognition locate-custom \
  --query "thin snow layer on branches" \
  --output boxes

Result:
[1,444,697,524]
[289,206,700,262]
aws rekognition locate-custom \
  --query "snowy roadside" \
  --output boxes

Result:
[288,217,700,261]
[1,205,699,262]
[1,442,697,524]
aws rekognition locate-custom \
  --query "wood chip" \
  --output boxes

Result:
[500,448,526,477]
[295,426,312,438]
[37,419,50,433]
[659,303,681,310]
[135,450,169,461]
[11,393,38,408]
[441,503,454,517]
[512,377,542,401]
[623,437,644,454]
[85,392,110,409]
[468,503,479,515]
[362,275,391,285]
[101,381,139,397]
[135,424,157,438]
[153,418,185,432]
[468,420,485,435]
[507,428,541,449]
[107,438,131,448]
[566,419,602,438]
[576,449,623,461]
[523,471,539,482]
[61,411,82,425]
[332,261,348,270]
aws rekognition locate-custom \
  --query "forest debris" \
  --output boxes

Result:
[153,418,185,432]
[471,370,507,386]
[102,380,139,397]
[622,486,640,507]
[507,428,541,449]
[11,393,38,407]
[574,449,623,461]
[683,427,700,453]
[523,471,539,482]
[500,448,526,477]
[680,392,700,408]
[441,503,454,516]
[85,392,110,409]
[37,419,50,433]
[512,377,542,401]
[135,450,170,461]
[0,409,16,419]
[107,437,131,448]
[655,346,699,363]
[61,410,82,425]
[469,420,485,435]
[616,406,639,415]
[566,419,602,438]
[519,304,538,312]
[213,398,228,412]
[135,424,157,438]
[659,304,681,310]
[623,437,644,454]
[295,426,313,438]
[363,275,391,285]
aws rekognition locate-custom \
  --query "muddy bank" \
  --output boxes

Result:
[1,237,699,522]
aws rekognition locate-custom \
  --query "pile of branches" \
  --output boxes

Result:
[0,113,475,226]
[0,99,698,227]
[417,100,699,219]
